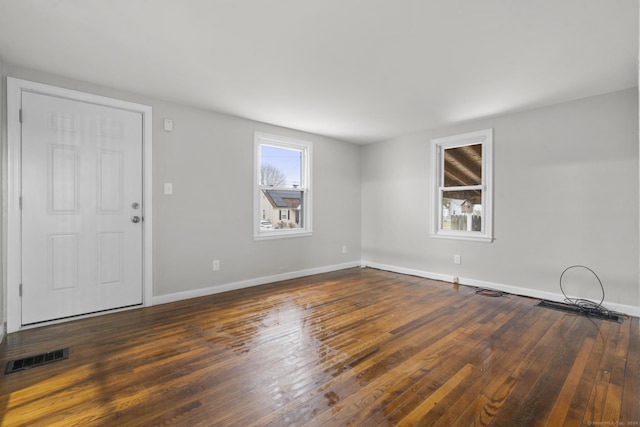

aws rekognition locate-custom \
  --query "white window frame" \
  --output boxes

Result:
[254,132,312,240]
[431,129,493,242]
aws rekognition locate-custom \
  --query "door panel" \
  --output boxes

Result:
[98,232,123,284]
[98,151,123,212]
[50,145,78,212]
[49,234,78,290]
[21,91,143,325]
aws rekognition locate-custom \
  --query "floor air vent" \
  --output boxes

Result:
[5,348,69,374]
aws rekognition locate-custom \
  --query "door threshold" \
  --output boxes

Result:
[18,304,143,332]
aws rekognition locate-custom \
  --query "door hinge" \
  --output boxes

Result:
[19,196,22,210]
[19,109,22,123]
[19,284,22,297]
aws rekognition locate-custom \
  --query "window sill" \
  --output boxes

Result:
[254,230,313,241]
[430,232,493,243]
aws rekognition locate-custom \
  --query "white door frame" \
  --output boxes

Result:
[7,77,153,333]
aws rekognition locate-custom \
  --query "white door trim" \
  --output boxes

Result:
[7,77,153,333]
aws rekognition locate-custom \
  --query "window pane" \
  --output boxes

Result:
[260,189,304,230]
[442,191,482,231]
[444,143,482,187]
[260,145,302,187]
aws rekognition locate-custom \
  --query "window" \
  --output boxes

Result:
[254,132,312,239]
[431,129,493,242]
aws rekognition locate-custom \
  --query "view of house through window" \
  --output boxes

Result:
[441,143,483,231]
[431,129,493,242]
[255,133,312,238]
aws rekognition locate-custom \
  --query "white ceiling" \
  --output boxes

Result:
[0,0,637,144]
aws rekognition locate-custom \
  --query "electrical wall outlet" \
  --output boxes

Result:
[212,260,220,271]
[342,245,347,254]
[454,254,461,264]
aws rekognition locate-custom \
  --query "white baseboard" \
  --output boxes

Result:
[362,261,640,318]
[152,259,640,319]
[152,261,361,306]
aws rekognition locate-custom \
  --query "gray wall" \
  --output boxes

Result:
[362,88,639,311]
[151,101,362,296]
[1,63,362,307]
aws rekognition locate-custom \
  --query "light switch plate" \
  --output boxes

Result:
[164,183,173,195]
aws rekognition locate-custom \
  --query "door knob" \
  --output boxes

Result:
[131,216,141,223]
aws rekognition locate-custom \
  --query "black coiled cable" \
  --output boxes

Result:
[559,265,621,318]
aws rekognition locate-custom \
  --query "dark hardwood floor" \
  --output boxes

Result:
[1,267,638,426]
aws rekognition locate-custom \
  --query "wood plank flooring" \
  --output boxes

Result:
[0,267,638,426]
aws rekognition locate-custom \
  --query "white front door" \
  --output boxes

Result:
[21,91,144,325]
